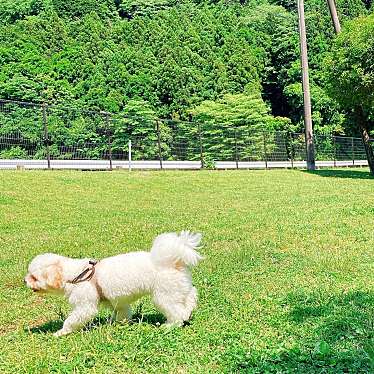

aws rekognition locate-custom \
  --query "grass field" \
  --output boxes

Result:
[1,169,374,373]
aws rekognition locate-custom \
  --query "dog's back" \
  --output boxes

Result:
[96,252,155,299]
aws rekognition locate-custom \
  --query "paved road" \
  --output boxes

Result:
[0,159,368,170]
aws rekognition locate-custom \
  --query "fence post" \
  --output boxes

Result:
[289,132,294,169]
[333,135,337,167]
[128,139,132,171]
[156,120,163,170]
[198,122,204,169]
[42,103,51,169]
[105,113,113,171]
[234,126,239,169]
[263,131,268,169]
[352,137,355,166]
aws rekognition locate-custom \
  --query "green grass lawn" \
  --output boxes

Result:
[1,169,374,373]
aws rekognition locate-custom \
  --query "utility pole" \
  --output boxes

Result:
[297,0,315,170]
[326,0,341,34]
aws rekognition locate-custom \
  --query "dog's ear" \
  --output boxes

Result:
[44,263,63,289]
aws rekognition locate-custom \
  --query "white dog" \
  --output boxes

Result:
[25,231,203,337]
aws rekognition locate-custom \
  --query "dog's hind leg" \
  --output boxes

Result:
[152,290,193,326]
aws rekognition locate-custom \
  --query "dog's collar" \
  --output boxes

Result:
[68,260,98,284]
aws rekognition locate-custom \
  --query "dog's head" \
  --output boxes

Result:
[25,253,64,293]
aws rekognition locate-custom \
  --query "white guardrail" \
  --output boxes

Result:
[0,159,368,170]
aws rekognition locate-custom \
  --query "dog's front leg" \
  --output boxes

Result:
[54,302,98,337]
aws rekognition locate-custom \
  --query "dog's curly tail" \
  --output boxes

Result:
[150,231,203,269]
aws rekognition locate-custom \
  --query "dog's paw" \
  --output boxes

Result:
[53,329,70,337]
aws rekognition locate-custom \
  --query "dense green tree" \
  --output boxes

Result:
[189,87,284,160]
[51,0,117,19]
[325,13,374,173]
[0,0,46,24]
[0,0,373,161]
[118,0,174,18]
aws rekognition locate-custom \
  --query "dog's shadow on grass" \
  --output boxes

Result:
[132,311,166,325]
[224,290,374,372]
[28,319,63,334]
[28,316,110,334]
[28,312,167,334]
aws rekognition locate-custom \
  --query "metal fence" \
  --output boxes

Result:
[0,99,368,170]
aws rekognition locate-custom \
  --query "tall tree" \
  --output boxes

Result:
[325,14,374,173]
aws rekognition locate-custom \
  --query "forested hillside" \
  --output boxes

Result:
[0,0,372,139]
